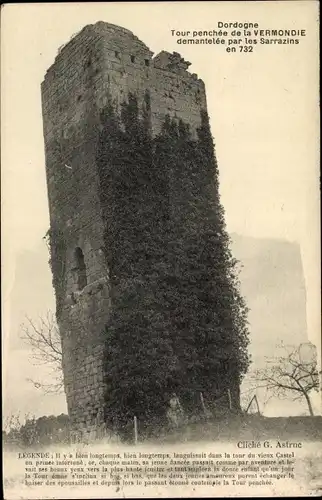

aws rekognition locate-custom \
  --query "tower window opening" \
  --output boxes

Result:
[145,59,150,67]
[73,247,87,290]
[115,51,120,58]
[130,55,135,63]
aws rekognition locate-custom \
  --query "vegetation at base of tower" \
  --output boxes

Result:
[44,227,67,319]
[96,92,250,438]
[3,413,70,448]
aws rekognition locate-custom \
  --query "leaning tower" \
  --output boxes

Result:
[42,22,246,439]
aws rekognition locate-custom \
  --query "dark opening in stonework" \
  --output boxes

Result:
[115,51,120,58]
[130,55,135,63]
[145,59,150,67]
[74,247,87,290]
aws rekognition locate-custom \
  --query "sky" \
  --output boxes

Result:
[1,1,320,418]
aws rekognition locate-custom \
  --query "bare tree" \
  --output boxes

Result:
[20,311,64,394]
[249,342,320,416]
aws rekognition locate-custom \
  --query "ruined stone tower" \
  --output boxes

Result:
[42,22,248,438]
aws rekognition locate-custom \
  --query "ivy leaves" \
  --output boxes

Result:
[96,93,250,437]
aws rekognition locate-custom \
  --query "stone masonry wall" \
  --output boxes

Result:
[41,22,208,438]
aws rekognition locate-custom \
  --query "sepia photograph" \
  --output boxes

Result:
[1,1,321,498]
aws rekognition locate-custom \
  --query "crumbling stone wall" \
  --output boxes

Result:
[41,22,213,438]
